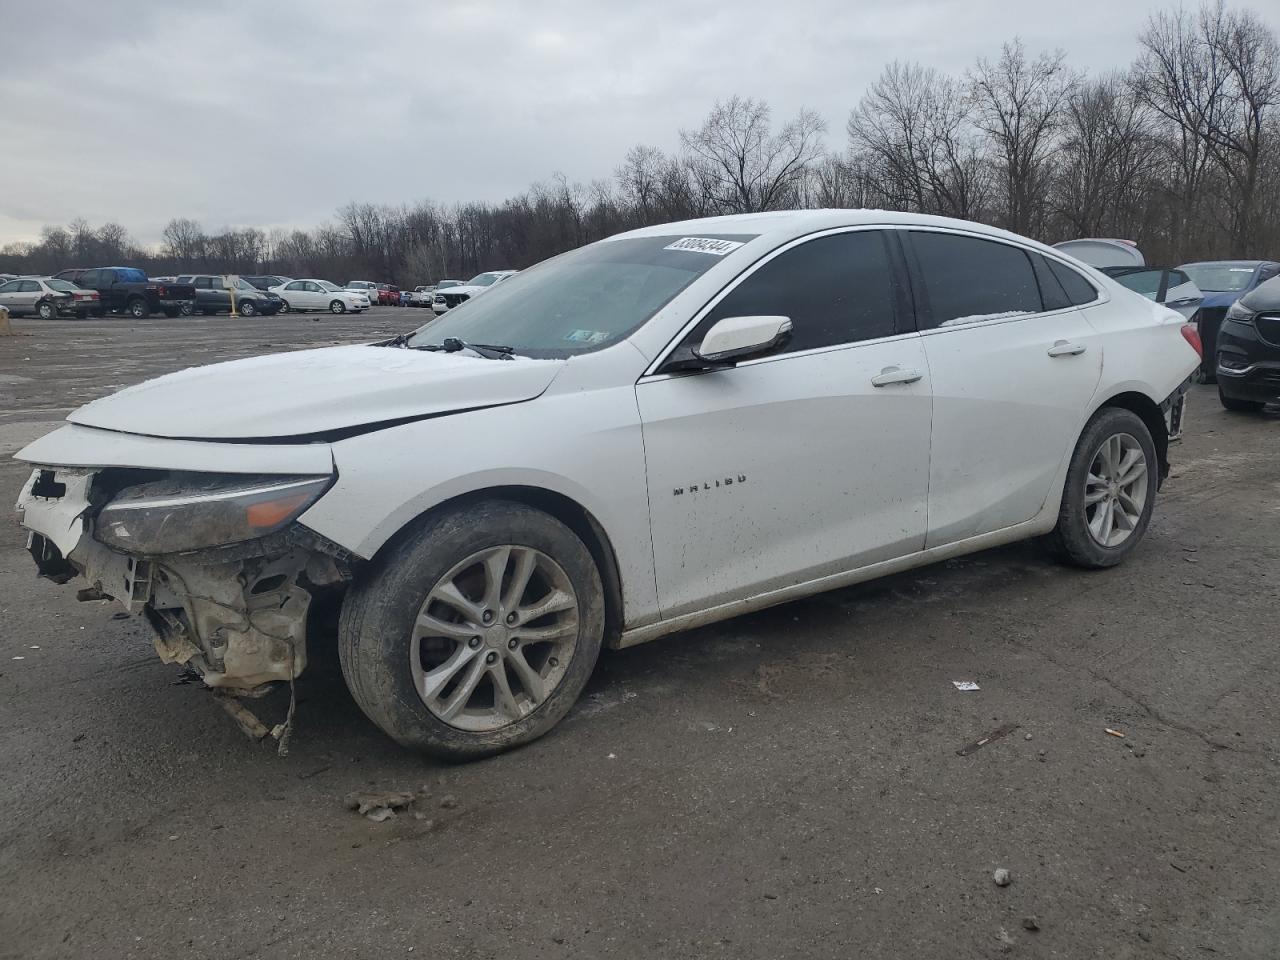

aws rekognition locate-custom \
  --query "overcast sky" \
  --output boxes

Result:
[0,0,1219,247]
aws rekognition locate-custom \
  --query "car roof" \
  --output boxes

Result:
[609,209,1064,253]
[1178,260,1275,269]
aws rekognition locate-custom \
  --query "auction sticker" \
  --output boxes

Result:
[663,237,744,256]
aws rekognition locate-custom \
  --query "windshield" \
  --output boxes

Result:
[437,280,461,289]
[318,280,342,292]
[467,272,502,287]
[46,279,79,292]
[1180,263,1257,293]
[406,234,756,358]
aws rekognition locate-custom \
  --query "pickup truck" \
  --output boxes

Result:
[51,266,195,318]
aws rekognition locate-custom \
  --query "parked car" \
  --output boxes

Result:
[1098,267,1203,320]
[175,275,283,317]
[1215,274,1280,412]
[1176,260,1280,383]
[408,285,435,307]
[375,283,401,306]
[345,280,379,301]
[0,276,101,319]
[431,270,518,314]
[1053,239,1201,319]
[243,275,293,291]
[269,279,369,313]
[51,267,194,319]
[14,211,1200,760]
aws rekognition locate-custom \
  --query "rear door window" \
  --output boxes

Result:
[908,232,1042,328]
[79,270,101,287]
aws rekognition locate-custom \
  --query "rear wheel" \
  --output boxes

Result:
[36,301,55,320]
[329,299,346,314]
[179,301,194,317]
[338,500,605,759]
[126,298,149,319]
[1046,407,1158,569]
[1218,386,1264,412]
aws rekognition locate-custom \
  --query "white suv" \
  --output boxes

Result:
[431,270,517,314]
[14,211,1200,759]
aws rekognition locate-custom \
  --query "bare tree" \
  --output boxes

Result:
[161,217,206,264]
[680,96,827,213]
[968,40,1077,236]
[848,61,989,218]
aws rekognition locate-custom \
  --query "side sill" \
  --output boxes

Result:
[616,516,1054,649]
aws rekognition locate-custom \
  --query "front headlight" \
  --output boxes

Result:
[95,473,332,555]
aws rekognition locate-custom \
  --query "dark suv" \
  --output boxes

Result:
[1216,275,1280,411]
[175,275,282,317]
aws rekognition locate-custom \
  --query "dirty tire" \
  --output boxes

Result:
[37,300,55,320]
[329,299,346,314]
[1046,407,1158,569]
[127,298,149,319]
[338,500,605,760]
[1218,386,1263,413]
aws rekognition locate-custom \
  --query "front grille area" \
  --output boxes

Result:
[1254,313,1280,347]
[442,293,470,308]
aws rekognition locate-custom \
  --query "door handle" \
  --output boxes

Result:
[871,366,924,387]
[1047,340,1086,358]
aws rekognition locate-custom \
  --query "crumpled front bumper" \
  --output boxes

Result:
[15,465,347,692]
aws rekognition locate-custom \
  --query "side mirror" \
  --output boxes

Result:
[693,315,793,364]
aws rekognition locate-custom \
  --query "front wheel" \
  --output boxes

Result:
[238,300,257,317]
[37,301,56,320]
[329,299,346,314]
[1046,407,1158,569]
[278,300,291,313]
[338,500,605,760]
[1218,386,1264,413]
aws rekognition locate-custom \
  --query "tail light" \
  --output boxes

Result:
[1180,322,1203,358]
[156,285,168,297]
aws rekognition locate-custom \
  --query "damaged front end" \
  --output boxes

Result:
[15,465,354,712]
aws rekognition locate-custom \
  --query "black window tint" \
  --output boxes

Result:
[1112,269,1163,299]
[690,231,896,353]
[1047,259,1098,306]
[79,270,100,286]
[911,232,1042,327]
[1031,253,1071,311]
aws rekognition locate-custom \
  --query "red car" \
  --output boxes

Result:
[377,284,401,306]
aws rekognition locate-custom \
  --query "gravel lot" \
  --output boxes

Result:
[1,309,1278,959]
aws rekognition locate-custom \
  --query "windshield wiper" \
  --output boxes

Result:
[381,331,413,348]
[414,337,516,360]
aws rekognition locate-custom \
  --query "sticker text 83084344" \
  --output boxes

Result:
[663,237,745,256]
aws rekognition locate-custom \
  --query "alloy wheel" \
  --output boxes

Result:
[1083,432,1148,548]
[410,545,580,732]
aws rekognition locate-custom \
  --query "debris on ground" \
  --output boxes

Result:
[1106,728,1127,738]
[952,680,980,691]
[1022,916,1040,931]
[957,722,1020,756]
[993,868,1012,887]
[345,790,417,822]
[1024,732,1033,741]
[439,794,458,809]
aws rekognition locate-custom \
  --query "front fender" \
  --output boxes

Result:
[297,386,660,627]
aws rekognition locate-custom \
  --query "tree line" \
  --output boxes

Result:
[3,1,1276,284]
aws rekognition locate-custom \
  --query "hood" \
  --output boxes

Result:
[438,284,490,297]
[1200,291,1246,309]
[66,345,565,441]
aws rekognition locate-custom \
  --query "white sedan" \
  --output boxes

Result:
[270,279,369,314]
[14,210,1200,759]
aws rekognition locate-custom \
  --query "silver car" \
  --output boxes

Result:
[0,276,102,319]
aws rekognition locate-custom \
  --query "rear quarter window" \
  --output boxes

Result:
[1047,259,1099,306]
